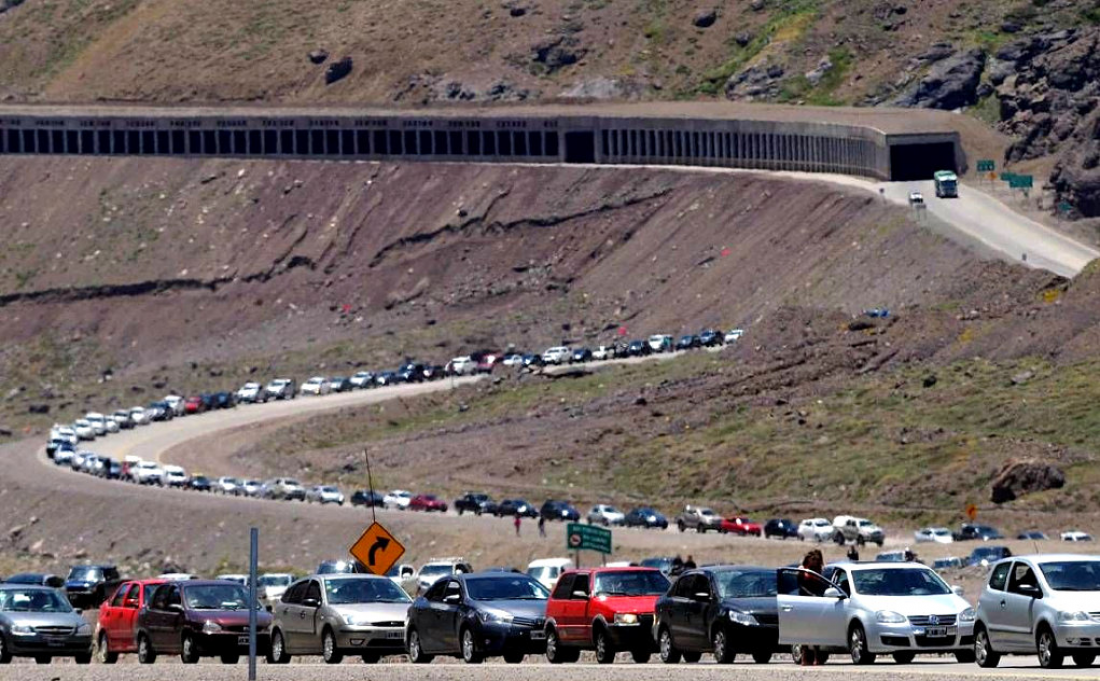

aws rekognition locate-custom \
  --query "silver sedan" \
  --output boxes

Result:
[0,585,93,663]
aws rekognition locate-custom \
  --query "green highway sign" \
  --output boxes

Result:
[977,159,996,173]
[566,523,612,554]
[1010,175,1034,189]
[1000,172,1017,183]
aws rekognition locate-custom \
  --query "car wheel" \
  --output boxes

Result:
[220,653,240,664]
[34,655,52,664]
[181,633,200,664]
[361,652,381,664]
[712,628,735,664]
[848,624,876,665]
[503,651,526,664]
[1037,626,1064,669]
[97,631,118,664]
[545,628,568,664]
[595,628,615,664]
[892,651,915,664]
[407,629,433,664]
[683,651,702,663]
[137,634,156,664]
[460,627,483,664]
[322,627,344,664]
[974,626,1000,668]
[658,627,681,664]
[1072,653,1096,668]
[267,629,291,664]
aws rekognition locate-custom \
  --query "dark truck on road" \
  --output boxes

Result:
[64,564,123,608]
[454,492,498,515]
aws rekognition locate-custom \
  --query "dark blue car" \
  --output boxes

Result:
[406,572,549,664]
[625,507,669,529]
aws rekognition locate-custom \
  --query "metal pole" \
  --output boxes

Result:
[248,527,258,681]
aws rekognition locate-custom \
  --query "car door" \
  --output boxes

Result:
[276,581,306,653]
[677,574,711,651]
[285,580,321,652]
[117,583,144,652]
[548,574,578,643]
[777,568,846,647]
[161,584,185,653]
[414,581,447,652]
[979,562,1013,649]
[1002,562,1042,650]
[437,580,464,653]
[664,573,694,647]
[563,573,589,644]
[100,583,128,649]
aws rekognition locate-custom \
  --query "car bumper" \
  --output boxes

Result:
[193,631,271,655]
[8,634,92,656]
[476,624,546,655]
[1055,623,1100,649]
[727,624,779,653]
[335,626,406,653]
[868,621,974,653]
[605,620,657,650]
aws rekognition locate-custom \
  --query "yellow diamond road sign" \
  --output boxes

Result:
[349,522,406,576]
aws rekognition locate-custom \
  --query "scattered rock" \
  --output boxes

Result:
[325,57,353,85]
[734,32,753,47]
[805,56,834,86]
[725,62,785,100]
[990,459,1065,504]
[0,427,11,437]
[750,0,765,11]
[26,404,49,414]
[1011,370,1034,385]
[922,374,937,388]
[692,9,717,28]
[633,396,648,406]
[307,49,329,65]
[531,37,585,73]
[561,77,622,100]
[509,5,526,16]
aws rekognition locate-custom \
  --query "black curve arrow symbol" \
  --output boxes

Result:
[368,537,390,566]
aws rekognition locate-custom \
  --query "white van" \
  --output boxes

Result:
[526,558,575,590]
[85,412,108,436]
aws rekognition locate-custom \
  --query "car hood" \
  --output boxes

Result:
[723,596,777,617]
[331,602,411,622]
[592,595,660,613]
[1046,592,1100,611]
[2,611,87,628]
[851,594,969,615]
[479,600,547,620]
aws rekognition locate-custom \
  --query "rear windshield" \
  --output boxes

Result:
[593,571,670,597]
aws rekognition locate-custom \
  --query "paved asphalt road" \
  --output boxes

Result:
[0,658,1094,681]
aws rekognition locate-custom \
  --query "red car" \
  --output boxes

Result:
[544,567,670,664]
[96,579,165,663]
[720,516,763,536]
[183,396,205,414]
[409,494,448,512]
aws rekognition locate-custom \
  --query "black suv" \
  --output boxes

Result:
[698,330,723,347]
[653,567,779,664]
[954,524,1004,542]
[455,493,497,516]
[763,518,798,539]
[496,499,538,518]
[676,335,701,350]
[627,340,650,356]
[64,565,123,608]
[350,490,386,507]
[540,500,580,522]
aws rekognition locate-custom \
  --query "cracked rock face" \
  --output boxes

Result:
[889,48,986,110]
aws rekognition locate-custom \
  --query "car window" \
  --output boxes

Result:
[109,584,129,608]
[988,562,1011,591]
[0,589,73,613]
[423,580,448,603]
[1008,564,1039,594]
[304,580,322,603]
[672,574,695,597]
[833,570,851,596]
[466,576,549,601]
[713,570,776,598]
[1040,561,1100,591]
[443,580,462,602]
[282,581,305,605]
[324,578,411,604]
[150,585,169,610]
[551,574,575,599]
[594,570,670,597]
[165,585,182,608]
[571,574,590,598]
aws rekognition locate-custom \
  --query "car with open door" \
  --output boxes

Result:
[776,562,975,665]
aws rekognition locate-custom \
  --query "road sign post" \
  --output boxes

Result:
[350,522,406,576]
[566,523,612,568]
[248,527,258,681]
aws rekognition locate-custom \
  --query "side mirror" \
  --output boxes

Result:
[571,590,589,600]
[823,587,847,600]
[124,599,140,609]
[951,586,965,598]
[74,608,83,616]
[1017,584,1042,598]
[167,603,184,613]
[443,593,461,604]
[302,597,321,608]
[693,592,711,602]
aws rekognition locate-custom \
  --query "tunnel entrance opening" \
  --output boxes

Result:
[890,142,957,181]
[564,131,595,163]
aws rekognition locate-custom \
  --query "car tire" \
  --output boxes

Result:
[545,627,574,664]
[974,626,1000,668]
[137,634,156,664]
[361,652,381,664]
[658,627,681,664]
[892,651,915,664]
[460,627,483,664]
[848,624,875,665]
[1073,653,1096,668]
[267,630,291,664]
[97,631,118,664]
[407,629,433,664]
[1037,626,1064,669]
[34,655,52,664]
[221,653,239,664]
[683,651,702,663]
[322,628,344,664]
[181,633,200,664]
[594,628,615,664]
[503,651,526,664]
[712,628,735,664]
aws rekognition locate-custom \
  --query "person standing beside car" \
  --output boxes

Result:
[798,549,827,666]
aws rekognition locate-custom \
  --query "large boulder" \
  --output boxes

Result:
[325,57,353,85]
[891,48,986,110]
[990,459,1065,504]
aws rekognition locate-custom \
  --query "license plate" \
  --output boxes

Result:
[530,631,546,640]
[924,627,948,638]
[238,636,250,646]
[385,631,404,639]
[46,639,66,647]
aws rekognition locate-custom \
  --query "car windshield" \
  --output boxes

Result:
[184,584,254,610]
[325,578,411,604]
[258,575,292,587]
[852,568,951,596]
[813,519,830,526]
[714,570,777,599]
[1039,561,1100,591]
[419,565,452,579]
[466,576,549,601]
[0,589,73,613]
[593,570,670,596]
[68,567,103,581]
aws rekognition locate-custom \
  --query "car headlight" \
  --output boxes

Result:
[647,515,656,522]
[202,621,223,634]
[959,608,976,623]
[1058,611,1091,624]
[10,624,35,636]
[728,611,758,626]
[477,609,514,624]
[76,623,92,636]
[614,613,640,625]
[344,614,372,626]
[875,610,907,624]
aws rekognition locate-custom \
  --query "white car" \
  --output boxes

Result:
[449,356,476,375]
[300,376,329,396]
[85,413,108,436]
[586,504,626,526]
[306,485,345,505]
[214,476,240,494]
[51,425,79,446]
[724,328,744,343]
[350,371,375,388]
[908,191,924,206]
[164,394,185,416]
[216,574,249,585]
[159,573,200,581]
[1060,530,1093,542]
[541,347,571,365]
[778,561,975,664]
[73,419,96,440]
[798,518,835,542]
[384,490,412,510]
[416,558,473,593]
[914,527,954,544]
[591,345,616,361]
[258,573,294,607]
[78,453,100,473]
[647,334,673,353]
[526,558,575,590]
[53,448,74,465]
[134,460,164,485]
[235,382,264,403]
[130,406,148,425]
[163,465,189,487]
[104,416,120,433]
[501,354,525,367]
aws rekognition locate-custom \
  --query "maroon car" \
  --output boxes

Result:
[135,580,272,664]
[409,494,448,513]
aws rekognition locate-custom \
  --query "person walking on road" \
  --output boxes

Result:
[514,514,521,536]
[670,555,684,577]
[538,516,546,538]
[684,555,697,570]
